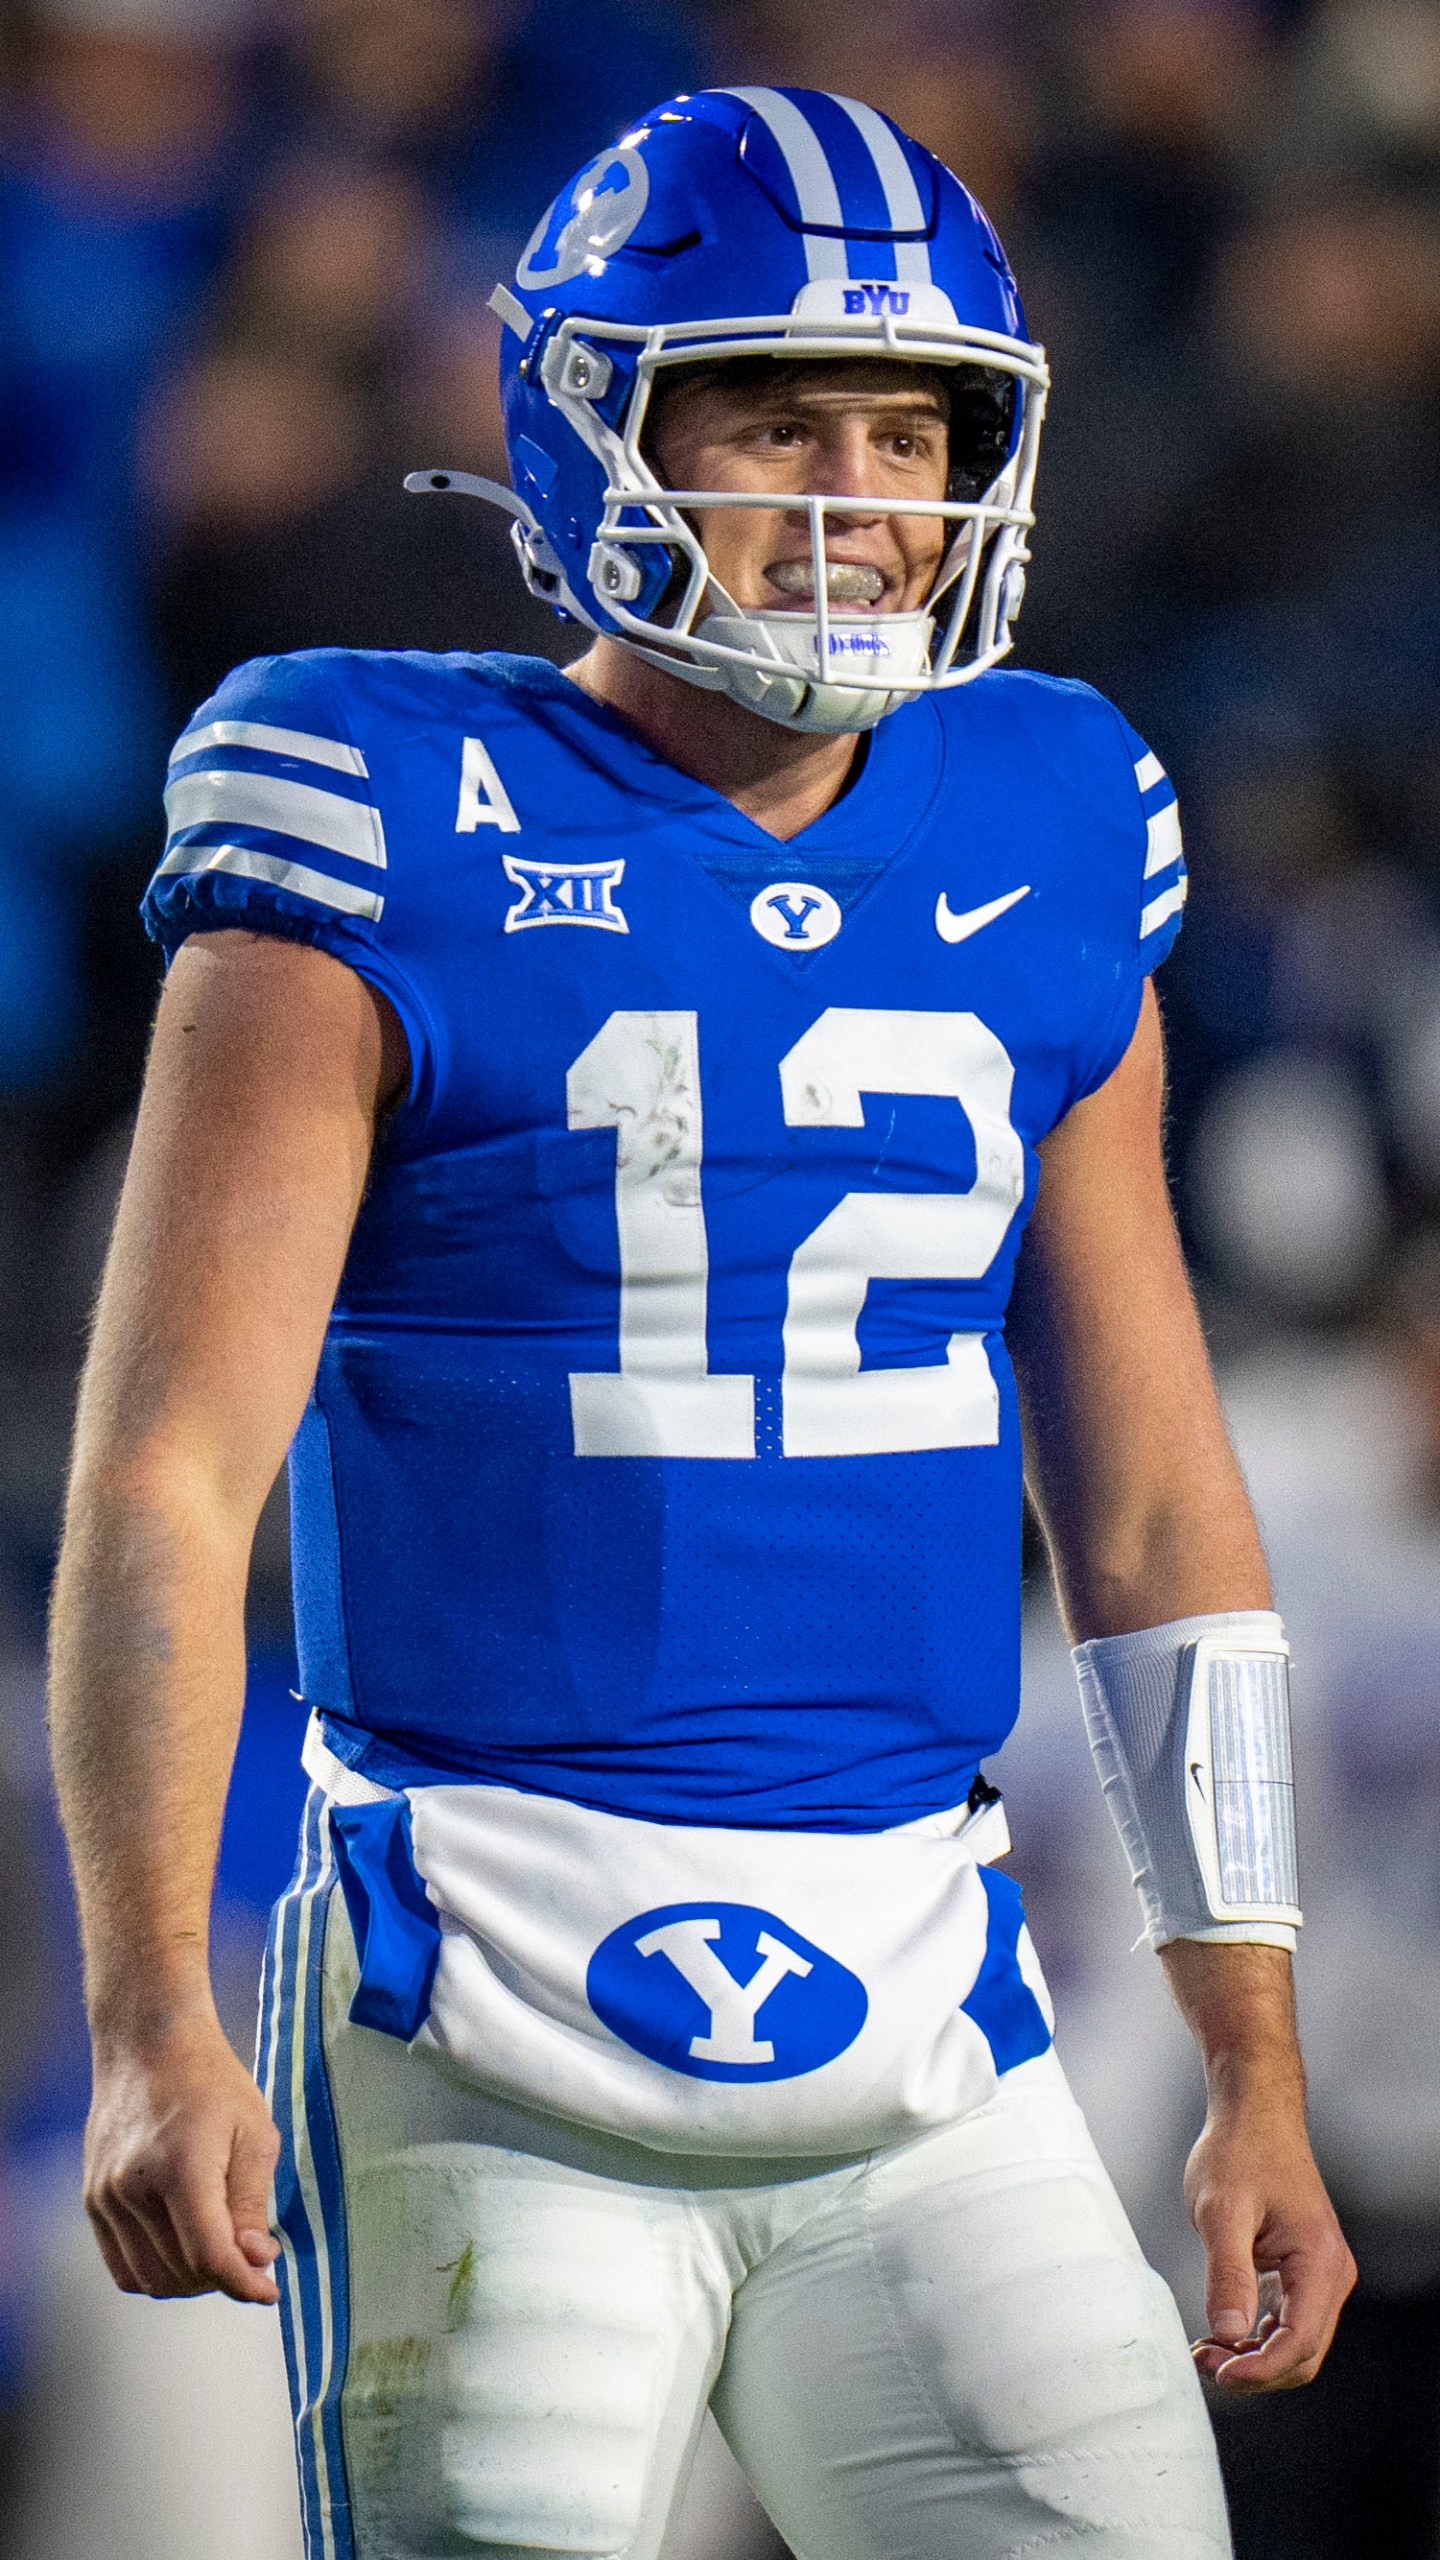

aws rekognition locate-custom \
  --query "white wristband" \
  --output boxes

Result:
[1072,1611,1301,1952]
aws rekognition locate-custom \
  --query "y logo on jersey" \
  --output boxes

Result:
[749,882,843,949]
[587,1901,867,2080]
[503,854,628,933]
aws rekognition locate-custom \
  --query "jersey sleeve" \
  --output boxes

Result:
[1061,695,1189,1107]
[141,652,433,1093]
[1112,708,1188,973]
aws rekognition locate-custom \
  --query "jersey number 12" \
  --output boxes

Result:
[565,1007,1025,1459]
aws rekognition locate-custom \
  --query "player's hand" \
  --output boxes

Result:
[84,2012,282,2305]
[1183,2094,1354,2392]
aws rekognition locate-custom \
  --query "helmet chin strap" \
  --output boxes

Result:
[647,605,939,735]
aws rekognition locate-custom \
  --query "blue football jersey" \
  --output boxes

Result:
[143,650,1186,1828]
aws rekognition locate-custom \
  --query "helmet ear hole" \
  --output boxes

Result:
[946,368,1017,503]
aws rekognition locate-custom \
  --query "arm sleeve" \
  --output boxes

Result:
[140,652,437,1103]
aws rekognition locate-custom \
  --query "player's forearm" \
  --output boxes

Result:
[1158,1939,1305,2111]
[1035,1464,1272,1642]
[49,1456,252,2045]
[1015,1250,1274,1638]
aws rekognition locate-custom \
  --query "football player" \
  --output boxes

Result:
[51,88,1353,2560]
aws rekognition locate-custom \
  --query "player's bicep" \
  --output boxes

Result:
[1012,980,1184,1396]
[75,932,405,1524]
[1011,984,1254,1604]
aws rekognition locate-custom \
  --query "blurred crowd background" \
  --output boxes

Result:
[1,0,1438,2552]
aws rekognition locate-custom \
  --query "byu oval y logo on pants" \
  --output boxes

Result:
[587,1901,868,2081]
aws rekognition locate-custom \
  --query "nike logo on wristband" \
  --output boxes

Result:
[934,885,1031,943]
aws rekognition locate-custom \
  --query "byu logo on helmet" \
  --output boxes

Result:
[587,1901,867,2080]
[749,881,843,948]
[843,283,911,316]
[516,145,651,290]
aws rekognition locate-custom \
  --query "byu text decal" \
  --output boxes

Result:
[843,283,911,316]
[586,1901,867,2080]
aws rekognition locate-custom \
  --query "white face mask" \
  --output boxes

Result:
[568,308,1046,731]
[408,297,1050,735]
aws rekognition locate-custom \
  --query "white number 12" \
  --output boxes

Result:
[566,1007,1024,1460]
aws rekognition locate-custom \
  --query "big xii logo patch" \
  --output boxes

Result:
[502,854,628,933]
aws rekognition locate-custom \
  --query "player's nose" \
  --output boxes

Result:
[791,421,887,532]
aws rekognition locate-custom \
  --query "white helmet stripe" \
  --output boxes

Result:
[724,87,850,281]
[831,95,933,285]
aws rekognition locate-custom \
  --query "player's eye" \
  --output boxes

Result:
[885,425,939,461]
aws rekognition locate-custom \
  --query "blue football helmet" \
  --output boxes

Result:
[408,87,1049,733]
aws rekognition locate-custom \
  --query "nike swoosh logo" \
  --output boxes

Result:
[1189,1761,1208,1801]
[935,884,1031,943]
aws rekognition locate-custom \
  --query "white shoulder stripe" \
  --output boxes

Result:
[169,718,368,778]
[1134,749,1166,794]
[165,769,386,868]
[1140,876,1188,940]
[1143,797,1184,881]
[155,842,384,920]
[723,88,849,281]
[831,96,932,286]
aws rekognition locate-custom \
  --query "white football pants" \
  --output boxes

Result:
[262,1797,1231,2560]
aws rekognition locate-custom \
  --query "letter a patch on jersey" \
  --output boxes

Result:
[456,735,522,833]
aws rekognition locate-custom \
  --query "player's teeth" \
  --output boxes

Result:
[768,561,887,604]
[826,564,886,603]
